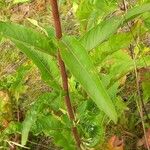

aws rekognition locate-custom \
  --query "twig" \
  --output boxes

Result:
[129,45,150,150]
[27,140,51,149]
[49,0,81,149]
[5,140,30,149]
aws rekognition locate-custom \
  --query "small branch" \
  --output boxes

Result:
[49,0,81,148]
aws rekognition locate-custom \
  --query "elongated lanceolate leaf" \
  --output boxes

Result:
[124,3,150,21]
[14,40,60,90]
[21,93,57,146]
[0,21,56,56]
[60,36,117,123]
[80,17,121,51]
[81,3,150,51]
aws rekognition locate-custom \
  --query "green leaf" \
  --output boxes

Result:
[21,93,57,146]
[76,0,117,31]
[10,65,31,100]
[27,18,49,36]
[108,50,133,80]
[124,3,150,21]
[80,17,121,51]
[35,115,75,149]
[77,100,106,147]
[0,21,56,56]
[14,41,60,90]
[13,0,30,4]
[3,122,22,135]
[92,31,132,66]
[0,34,2,42]
[21,111,37,146]
[142,80,150,103]
[76,0,93,23]
[143,13,150,29]
[107,52,150,87]
[60,36,117,123]
[81,3,150,51]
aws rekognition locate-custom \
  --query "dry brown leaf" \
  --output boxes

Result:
[107,135,124,150]
[0,91,12,129]
[119,75,127,86]
[138,67,150,82]
[137,128,150,149]
[34,0,46,12]
[0,91,9,102]
[10,4,30,22]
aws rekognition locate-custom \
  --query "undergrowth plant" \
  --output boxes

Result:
[0,0,150,149]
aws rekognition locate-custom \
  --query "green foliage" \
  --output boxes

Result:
[81,3,150,51]
[22,92,58,145]
[21,92,76,149]
[36,115,75,150]
[142,72,150,103]
[142,80,150,102]
[10,65,31,100]
[75,0,117,31]
[60,36,117,123]
[0,0,30,8]
[14,41,61,90]
[13,0,30,4]
[0,64,31,98]
[0,1,150,149]
[124,3,150,21]
[0,1,6,8]
[77,100,106,147]
[0,21,56,56]
[81,16,121,51]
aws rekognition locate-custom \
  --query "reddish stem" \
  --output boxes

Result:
[49,0,81,148]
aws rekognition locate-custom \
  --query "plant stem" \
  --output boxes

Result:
[49,0,81,148]
[129,45,150,150]
[122,1,149,149]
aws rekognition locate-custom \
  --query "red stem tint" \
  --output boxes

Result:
[49,0,81,148]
